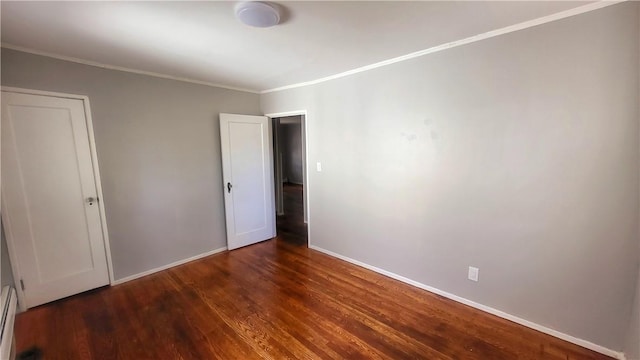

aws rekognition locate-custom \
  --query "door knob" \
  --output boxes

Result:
[86,197,97,205]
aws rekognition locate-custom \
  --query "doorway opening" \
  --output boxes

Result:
[272,114,308,246]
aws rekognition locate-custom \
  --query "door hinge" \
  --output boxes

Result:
[20,279,25,291]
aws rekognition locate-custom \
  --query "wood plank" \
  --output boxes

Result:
[14,184,613,359]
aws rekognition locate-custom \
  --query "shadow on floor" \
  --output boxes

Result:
[276,183,307,246]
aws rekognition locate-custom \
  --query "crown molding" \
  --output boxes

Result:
[261,0,625,94]
[1,43,260,94]
[1,1,625,95]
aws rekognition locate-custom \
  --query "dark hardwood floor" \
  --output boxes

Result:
[15,183,612,359]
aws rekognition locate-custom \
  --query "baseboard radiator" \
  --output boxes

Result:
[0,286,17,360]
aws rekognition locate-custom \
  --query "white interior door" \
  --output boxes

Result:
[220,113,276,250]
[1,91,110,308]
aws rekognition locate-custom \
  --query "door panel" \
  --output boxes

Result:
[1,91,109,308]
[220,114,275,250]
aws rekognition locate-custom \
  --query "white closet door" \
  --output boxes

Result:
[2,91,109,308]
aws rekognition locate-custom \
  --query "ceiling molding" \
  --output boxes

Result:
[1,1,625,95]
[0,43,261,94]
[260,0,625,94]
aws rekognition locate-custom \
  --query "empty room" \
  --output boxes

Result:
[0,1,639,359]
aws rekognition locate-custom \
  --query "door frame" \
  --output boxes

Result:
[265,110,311,247]
[1,86,115,311]
[272,117,285,216]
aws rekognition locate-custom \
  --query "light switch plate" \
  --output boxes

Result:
[468,266,479,282]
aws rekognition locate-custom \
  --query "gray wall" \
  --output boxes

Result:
[624,9,640,357]
[625,15,640,354]
[1,48,261,280]
[262,3,639,351]
[280,119,304,184]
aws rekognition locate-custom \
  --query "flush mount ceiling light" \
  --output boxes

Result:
[235,2,281,28]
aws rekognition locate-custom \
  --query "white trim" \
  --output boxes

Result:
[111,246,227,285]
[265,110,308,118]
[265,110,311,246]
[1,86,117,309]
[2,86,92,100]
[2,2,623,95]
[0,287,17,360]
[1,196,27,312]
[309,245,626,360]
[1,43,260,95]
[300,114,309,225]
[261,0,626,94]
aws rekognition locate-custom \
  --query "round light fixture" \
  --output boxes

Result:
[235,2,280,28]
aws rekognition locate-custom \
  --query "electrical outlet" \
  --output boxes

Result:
[316,162,322,172]
[468,266,479,282]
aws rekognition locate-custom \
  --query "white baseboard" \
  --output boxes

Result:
[111,246,227,285]
[309,245,625,360]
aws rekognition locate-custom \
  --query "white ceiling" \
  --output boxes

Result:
[1,1,593,93]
